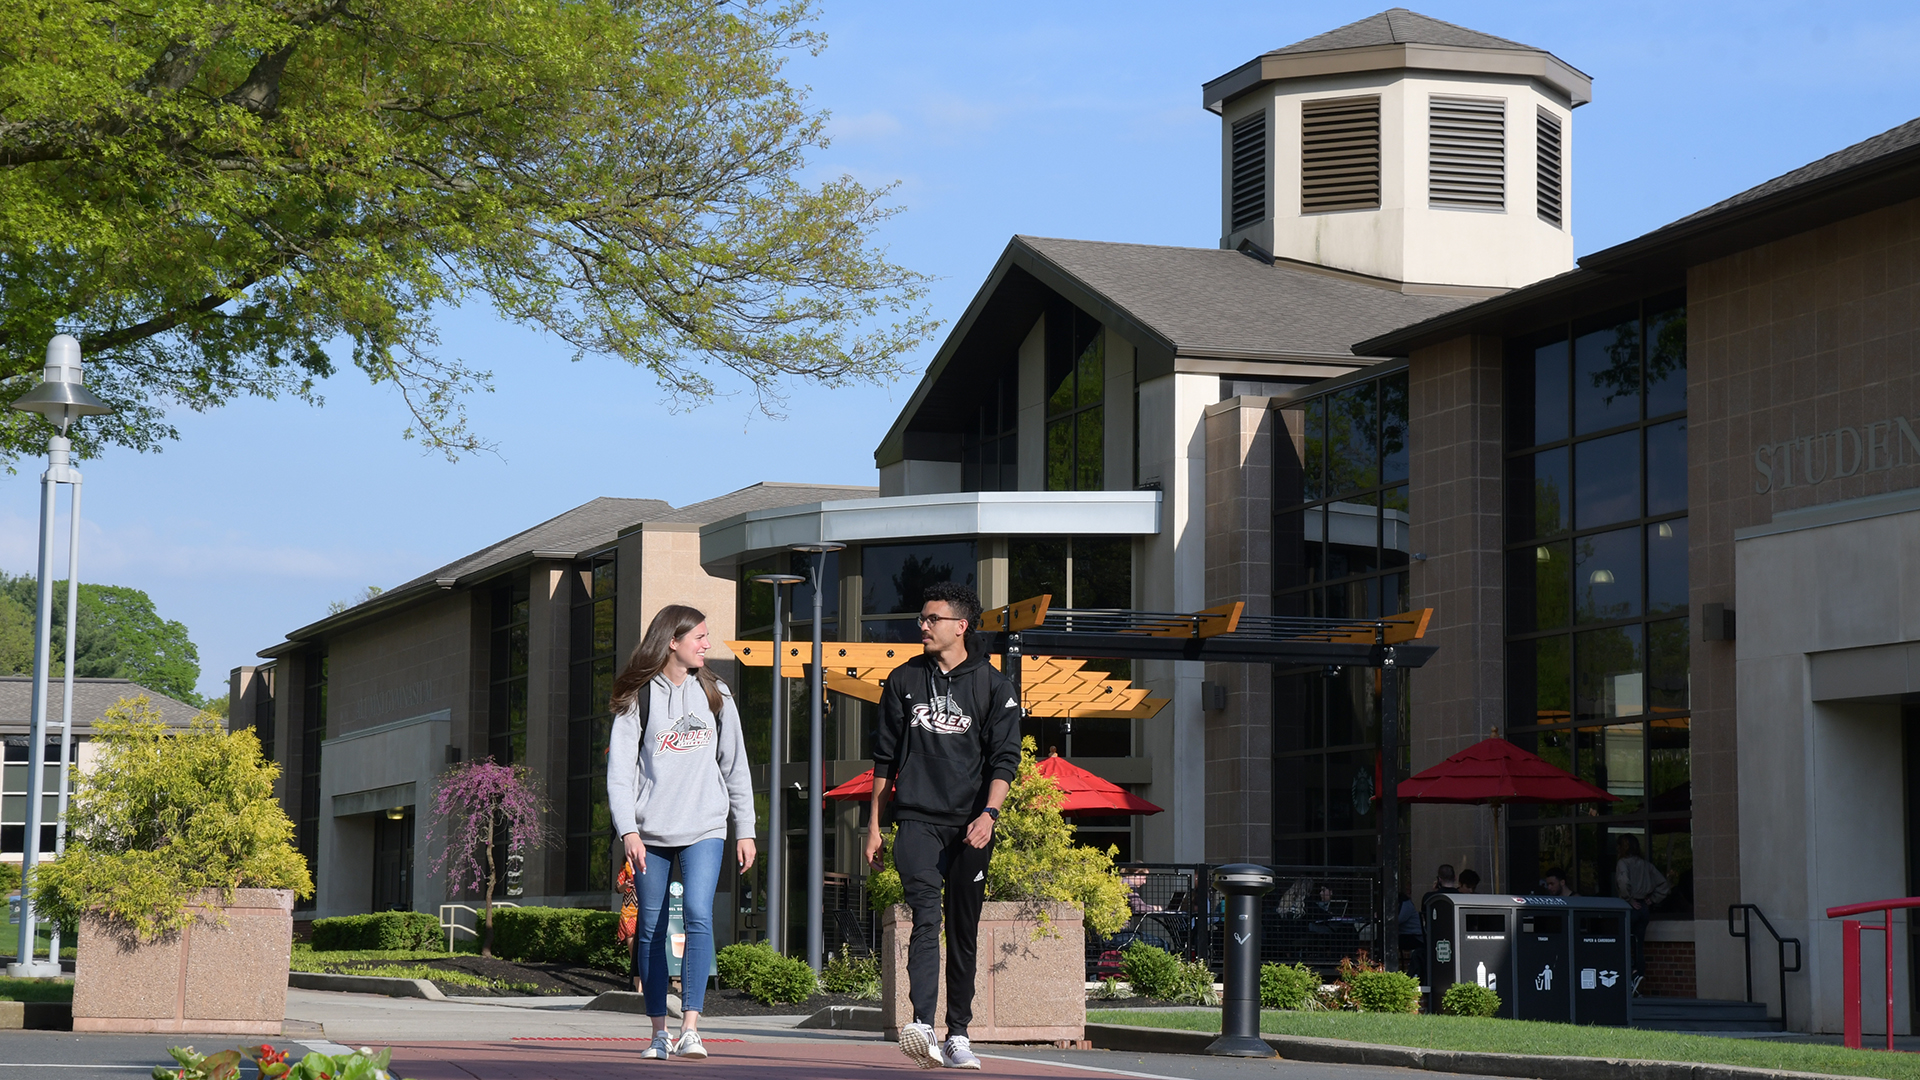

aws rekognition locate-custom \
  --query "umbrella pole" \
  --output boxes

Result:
[1492,802,1503,895]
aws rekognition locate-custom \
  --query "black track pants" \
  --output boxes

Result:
[893,818,994,1036]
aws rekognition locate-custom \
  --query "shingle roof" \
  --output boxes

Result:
[388,497,670,594]
[1018,236,1474,361]
[644,483,879,527]
[1268,8,1541,56]
[0,677,202,734]
[1662,115,1920,230]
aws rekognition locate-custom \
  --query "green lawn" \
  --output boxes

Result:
[0,977,72,1002]
[291,943,538,994]
[0,914,76,961]
[1087,1009,1914,1080]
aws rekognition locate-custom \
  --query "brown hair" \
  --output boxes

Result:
[610,603,723,716]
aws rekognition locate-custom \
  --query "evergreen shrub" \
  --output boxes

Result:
[1260,961,1320,1010]
[1120,941,1218,1005]
[311,911,441,951]
[1442,981,1501,1017]
[487,906,626,970]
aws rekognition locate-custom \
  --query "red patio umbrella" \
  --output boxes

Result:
[824,754,1163,816]
[1396,737,1618,892]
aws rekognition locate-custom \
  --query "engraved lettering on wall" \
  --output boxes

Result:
[1752,416,1920,494]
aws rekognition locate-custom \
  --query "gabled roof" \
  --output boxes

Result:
[1203,8,1590,112]
[1355,112,1920,355]
[625,482,878,531]
[0,676,202,733]
[875,235,1474,467]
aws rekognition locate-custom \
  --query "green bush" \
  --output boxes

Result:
[716,941,779,988]
[487,906,627,971]
[1119,941,1217,1005]
[821,949,880,998]
[0,861,20,896]
[742,950,818,1005]
[1260,962,1320,1010]
[1441,981,1501,1017]
[311,911,441,951]
[1345,968,1421,1013]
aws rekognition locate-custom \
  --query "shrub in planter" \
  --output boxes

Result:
[1120,941,1217,1005]
[742,950,818,1005]
[1260,962,1320,1010]
[1337,954,1421,1013]
[1441,981,1502,1017]
[487,906,625,970]
[311,911,441,951]
[716,941,779,988]
[33,704,311,942]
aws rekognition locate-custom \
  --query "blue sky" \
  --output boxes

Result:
[3,1,1917,702]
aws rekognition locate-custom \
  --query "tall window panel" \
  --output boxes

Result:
[1045,306,1104,491]
[1270,366,1411,865]
[489,575,531,765]
[1301,96,1381,213]
[253,666,276,767]
[1429,95,1506,211]
[1503,294,1690,912]
[296,651,326,911]
[1229,111,1267,231]
[1007,536,1135,768]
[1536,109,1563,228]
[566,551,617,893]
[961,367,1019,492]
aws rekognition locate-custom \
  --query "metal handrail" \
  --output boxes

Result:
[1824,895,1920,1049]
[1728,903,1802,1021]
[439,901,520,952]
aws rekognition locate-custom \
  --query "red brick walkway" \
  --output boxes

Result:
[385,1038,1106,1079]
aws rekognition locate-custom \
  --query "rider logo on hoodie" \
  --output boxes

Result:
[658,713,713,754]
[909,694,973,735]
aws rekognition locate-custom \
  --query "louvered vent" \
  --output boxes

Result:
[1429,96,1506,210]
[1230,113,1267,231]
[1300,96,1381,213]
[1536,109,1563,227]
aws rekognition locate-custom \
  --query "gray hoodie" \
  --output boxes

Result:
[607,673,756,848]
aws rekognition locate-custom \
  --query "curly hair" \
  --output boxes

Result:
[922,580,982,633]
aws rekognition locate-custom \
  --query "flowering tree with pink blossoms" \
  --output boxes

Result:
[427,760,550,957]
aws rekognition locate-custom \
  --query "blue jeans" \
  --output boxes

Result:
[631,837,722,1016]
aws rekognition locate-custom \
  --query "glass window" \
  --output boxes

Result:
[1381,371,1409,483]
[1508,636,1571,726]
[1324,494,1380,580]
[1531,337,1570,446]
[1648,618,1690,715]
[1646,419,1687,516]
[1508,539,1570,633]
[1645,306,1687,418]
[1646,519,1687,616]
[1508,447,1570,541]
[1076,405,1104,491]
[1573,431,1641,528]
[1274,510,1319,593]
[1045,418,1072,492]
[1574,527,1641,624]
[1327,384,1379,496]
[1572,312,1641,435]
[1381,486,1409,568]
[568,550,618,893]
[1073,537,1132,609]
[1302,397,1326,502]
[862,542,977,615]
[1008,539,1067,604]
[1575,623,1644,724]
[1045,308,1105,491]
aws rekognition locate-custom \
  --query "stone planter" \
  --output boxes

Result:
[879,901,1085,1044]
[72,888,294,1035]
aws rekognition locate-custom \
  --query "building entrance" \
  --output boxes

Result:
[373,810,414,912]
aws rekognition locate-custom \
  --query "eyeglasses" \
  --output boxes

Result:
[915,614,965,627]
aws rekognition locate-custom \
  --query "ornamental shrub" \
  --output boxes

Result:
[311,911,441,952]
[1441,981,1501,1017]
[488,907,625,970]
[1337,954,1421,1013]
[742,950,819,1005]
[821,948,880,998]
[1120,941,1217,1005]
[717,941,780,988]
[1260,961,1320,1010]
[32,702,311,943]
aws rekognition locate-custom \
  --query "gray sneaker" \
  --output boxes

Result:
[943,1035,981,1070]
[674,1031,708,1060]
[899,1021,945,1069]
[639,1032,671,1060]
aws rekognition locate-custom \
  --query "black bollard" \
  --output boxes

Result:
[1206,863,1277,1058]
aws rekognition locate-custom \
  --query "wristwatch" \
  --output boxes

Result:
[983,807,1000,821]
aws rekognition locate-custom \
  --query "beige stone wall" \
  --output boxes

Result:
[1405,335,1507,883]
[1687,194,1920,997]
[1202,396,1273,864]
[324,592,477,739]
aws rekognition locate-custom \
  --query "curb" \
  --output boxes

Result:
[582,990,684,1019]
[797,1005,886,1031]
[288,971,445,1000]
[0,1000,71,1030]
[1083,1024,1878,1080]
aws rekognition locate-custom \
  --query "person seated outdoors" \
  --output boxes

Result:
[1458,869,1481,894]
[1123,871,1162,914]
[1419,864,1459,910]
[1541,867,1578,897]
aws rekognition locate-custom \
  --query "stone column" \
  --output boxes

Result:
[1202,396,1273,864]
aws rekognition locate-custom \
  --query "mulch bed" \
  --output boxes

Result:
[313,954,873,1013]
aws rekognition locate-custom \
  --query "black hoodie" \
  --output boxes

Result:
[872,650,1023,827]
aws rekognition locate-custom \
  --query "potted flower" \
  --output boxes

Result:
[868,738,1129,1043]
[33,698,312,1034]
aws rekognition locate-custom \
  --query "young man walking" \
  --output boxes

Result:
[866,582,1022,1070]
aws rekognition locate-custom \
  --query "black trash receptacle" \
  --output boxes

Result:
[1426,895,1632,1024]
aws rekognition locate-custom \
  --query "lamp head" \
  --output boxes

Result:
[11,335,113,424]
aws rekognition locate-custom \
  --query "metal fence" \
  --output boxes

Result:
[1086,863,1382,979]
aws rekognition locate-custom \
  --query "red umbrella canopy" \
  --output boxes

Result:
[1036,752,1163,816]
[1396,737,1619,806]
[825,769,876,802]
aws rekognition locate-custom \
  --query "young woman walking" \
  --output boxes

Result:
[607,604,756,1061]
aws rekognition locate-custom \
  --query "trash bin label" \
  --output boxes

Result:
[1435,939,1452,963]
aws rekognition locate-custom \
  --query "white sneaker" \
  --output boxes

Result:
[899,1021,946,1069]
[640,1032,671,1060]
[674,1031,708,1060]
[943,1035,981,1070]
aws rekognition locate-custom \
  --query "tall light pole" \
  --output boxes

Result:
[750,572,803,955]
[8,335,112,978]
[791,541,842,972]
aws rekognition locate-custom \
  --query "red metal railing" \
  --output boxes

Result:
[1825,897,1920,1049]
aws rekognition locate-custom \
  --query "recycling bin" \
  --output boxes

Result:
[1426,894,1630,1025]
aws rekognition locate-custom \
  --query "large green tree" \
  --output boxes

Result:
[0,0,932,462]
[0,571,204,705]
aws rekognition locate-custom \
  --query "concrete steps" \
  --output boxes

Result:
[1629,996,1783,1032]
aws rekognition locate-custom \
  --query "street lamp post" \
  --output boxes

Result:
[8,335,112,978]
[790,542,842,972]
[750,572,803,955]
